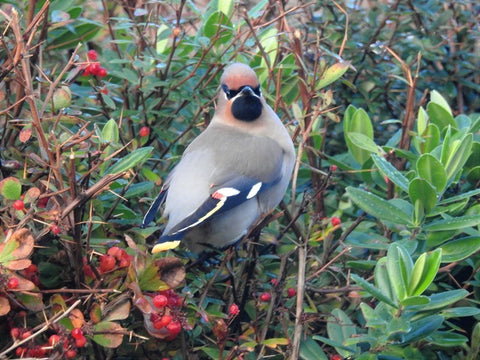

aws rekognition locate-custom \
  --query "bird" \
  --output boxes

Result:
[143,63,295,254]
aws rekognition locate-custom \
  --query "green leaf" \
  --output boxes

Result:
[344,108,374,165]
[300,337,328,360]
[0,177,22,200]
[441,236,480,263]
[423,215,480,231]
[351,273,397,308]
[203,11,233,45]
[416,154,447,192]
[360,302,387,328]
[347,133,380,155]
[48,22,101,50]
[374,257,395,302]
[102,119,119,145]
[428,331,468,347]
[371,153,409,192]
[400,315,444,344]
[326,309,357,358]
[106,147,153,174]
[427,102,455,131]
[346,187,413,226]
[401,295,430,306]
[409,178,437,215]
[430,90,453,115]
[408,248,441,296]
[438,188,480,205]
[444,133,473,181]
[409,289,469,311]
[316,62,350,90]
[386,243,412,301]
[441,307,480,318]
[92,321,124,348]
[416,106,428,136]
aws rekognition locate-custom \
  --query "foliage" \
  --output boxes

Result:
[0,0,479,359]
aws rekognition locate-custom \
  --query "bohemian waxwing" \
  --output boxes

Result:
[143,63,295,254]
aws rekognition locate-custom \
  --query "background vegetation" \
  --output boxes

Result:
[0,0,479,359]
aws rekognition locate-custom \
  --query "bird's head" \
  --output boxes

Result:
[218,63,263,122]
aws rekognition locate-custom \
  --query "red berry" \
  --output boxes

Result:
[330,164,338,172]
[51,224,61,235]
[71,327,83,339]
[13,200,25,211]
[10,327,20,339]
[48,334,61,346]
[99,255,116,272]
[65,349,77,358]
[100,87,108,94]
[330,355,343,360]
[7,277,19,289]
[107,246,122,259]
[21,330,32,340]
[158,314,172,328]
[270,279,278,286]
[259,292,271,302]
[139,126,150,137]
[228,303,239,316]
[89,62,100,76]
[331,216,341,226]
[166,321,181,336]
[287,287,296,298]
[83,66,91,76]
[15,347,26,356]
[97,67,107,78]
[118,258,130,268]
[75,335,87,348]
[153,294,168,308]
[26,264,38,273]
[384,175,389,184]
[87,49,98,61]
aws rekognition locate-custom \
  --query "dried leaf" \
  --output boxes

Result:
[24,187,41,204]
[50,293,67,314]
[19,127,32,143]
[10,228,34,259]
[129,282,153,314]
[0,296,11,316]
[90,303,103,324]
[5,259,31,271]
[104,298,131,322]
[69,308,85,328]
[155,257,185,289]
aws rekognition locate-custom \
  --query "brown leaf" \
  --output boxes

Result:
[0,296,11,316]
[103,298,131,322]
[24,187,41,204]
[129,282,152,314]
[90,303,102,324]
[19,127,32,143]
[9,273,36,291]
[155,257,185,289]
[213,319,228,343]
[10,228,34,259]
[69,308,85,328]
[5,259,31,271]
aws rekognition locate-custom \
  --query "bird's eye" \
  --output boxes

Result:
[222,84,240,100]
[252,86,261,97]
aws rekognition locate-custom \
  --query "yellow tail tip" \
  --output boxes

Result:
[152,240,181,253]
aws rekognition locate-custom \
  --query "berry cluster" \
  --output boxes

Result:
[10,325,87,359]
[83,50,107,78]
[147,289,186,340]
[99,246,132,273]
[21,263,40,287]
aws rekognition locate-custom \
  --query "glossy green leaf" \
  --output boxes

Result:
[347,133,380,155]
[428,332,468,347]
[386,243,412,301]
[427,102,455,131]
[48,22,101,50]
[416,106,428,136]
[374,257,395,302]
[441,307,480,318]
[401,295,430,306]
[441,236,480,263]
[430,90,453,115]
[444,133,473,181]
[92,321,124,348]
[106,147,153,174]
[351,273,397,308]
[409,289,469,312]
[203,11,233,45]
[409,178,437,216]
[316,61,350,90]
[416,154,447,192]
[408,248,441,296]
[344,108,374,165]
[346,187,413,226]
[423,215,480,231]
[299,337,328,360]
[102,119,119,145]
[326,308,357,358]
[438,188,480,205]
[360,303,387,328]
[371,153,409,192]
[400,315,444,344]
